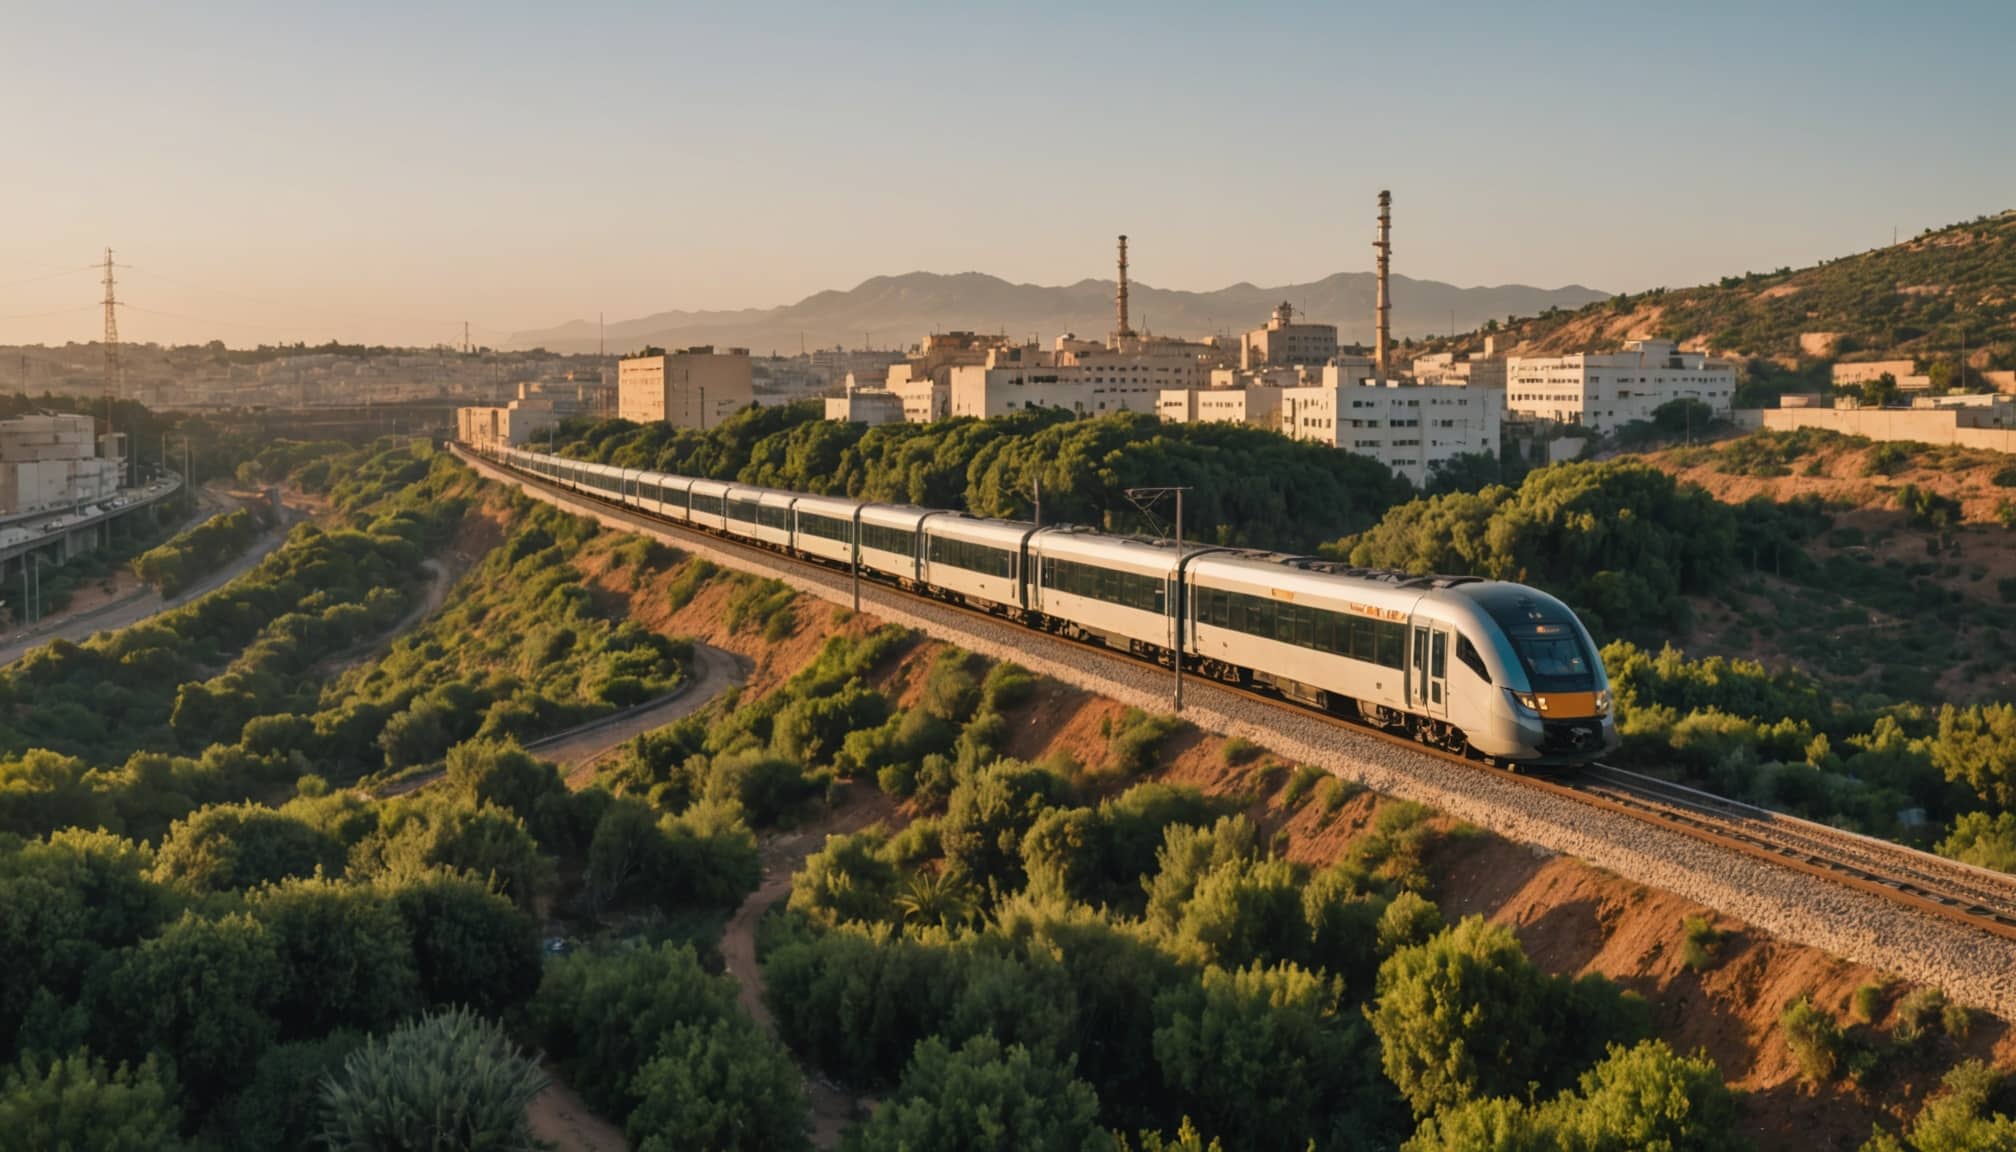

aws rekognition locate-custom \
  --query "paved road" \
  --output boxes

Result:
[373,640,746,799]
[0,498,300,668]
[530,643,748,775]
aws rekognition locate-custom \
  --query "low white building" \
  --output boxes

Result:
[1411,351,1507,390]
[948,342,1210,419]
[456,395,561,449]
[1504,339,1733,432]
[1278,371,1503,488]
[825,388,906,425]
[1240,301,1337,369]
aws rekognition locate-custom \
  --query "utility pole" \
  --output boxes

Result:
[1125,485,1192,711]
[101,247,123,484]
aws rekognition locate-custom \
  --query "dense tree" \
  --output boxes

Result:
[248,878,421,1039]
[151,802,345,894]
[1937,811,2016,873]
[528,942,746,1120]
[627,1017,811,1152]
[1862,1060,2016,1151]
[387,871,542,1017]
[318,1008,547,1152]
[93,911,283,1107]
[1153,961,1401,1150]
[1369,917,1561,1116]
[208,1031,362,1152]
[1926,703,2016,809]
[1340,460,1740,641]
[1404,1042,1744,1152]
[843,1035,1106,1152]
[0,1050,184,1152]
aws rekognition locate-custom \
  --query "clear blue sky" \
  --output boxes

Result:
[3,0,2011,347]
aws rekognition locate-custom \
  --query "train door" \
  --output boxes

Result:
[1411,622,1450,717]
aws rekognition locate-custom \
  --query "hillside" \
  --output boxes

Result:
[1427,209,2016,369]
[509,269,1606,355]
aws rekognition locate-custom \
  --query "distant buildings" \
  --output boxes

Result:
[1240,302,1337,369]
[618,347,754,429]
[454,382,590,449]
[1277,371,1503,489]
[1831,359,1932,393]
[1504,340,1733,433]
[824,385,906,426]
[948,337,1216,419]
[0,414,121,517]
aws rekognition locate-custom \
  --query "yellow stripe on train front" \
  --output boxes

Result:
[1535,692,1602,718]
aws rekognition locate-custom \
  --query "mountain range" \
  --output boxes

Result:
[508,271,1608,355]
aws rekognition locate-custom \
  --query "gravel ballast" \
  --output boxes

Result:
[461,448,2016,1021]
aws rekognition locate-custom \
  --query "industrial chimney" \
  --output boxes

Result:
[1114,234,1134,349]
[1374,191,1392,386]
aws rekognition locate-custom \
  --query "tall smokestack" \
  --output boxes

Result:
[1114,234,1133,348]
[1374,190,1392,386]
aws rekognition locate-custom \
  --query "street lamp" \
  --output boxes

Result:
[1124,485,1192,711]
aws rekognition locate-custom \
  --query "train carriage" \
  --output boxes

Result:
[576,461,624,500]
[752,490,797,550]
[687,480,731,532]
[1029,528,1203,654]
[647,473,695,522]
[791,494,865,566]
[857,504,937,584]
[921,515,1037,611]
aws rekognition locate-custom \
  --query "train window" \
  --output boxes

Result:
[929,535,1014,579]
[1376,623,1406,669]
[759,505,791,531]
[1456,635,1491,683]
[799,512,852,544]
[1430,632,1447,680]
[690,493,724,516]
[729,499,761,523]
[861,524,915,555]
[1350,618,1377,663]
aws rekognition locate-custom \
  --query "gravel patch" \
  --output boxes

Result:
[461,448,2016,1022]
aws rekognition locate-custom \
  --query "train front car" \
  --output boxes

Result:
[1439,582,1617,768]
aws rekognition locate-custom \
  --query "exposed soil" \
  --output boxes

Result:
[720,782,902,1150]
[526,1065,630,1152]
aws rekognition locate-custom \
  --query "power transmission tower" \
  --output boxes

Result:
[101,248,122,400]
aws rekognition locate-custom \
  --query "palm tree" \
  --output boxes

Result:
[893,868,976,932]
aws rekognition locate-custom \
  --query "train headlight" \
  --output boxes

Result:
[1505,689,1541,717]
[1594,689,1612,715]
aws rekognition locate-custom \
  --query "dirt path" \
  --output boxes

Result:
[720,784,902,1149]
[526,1062,630,1152]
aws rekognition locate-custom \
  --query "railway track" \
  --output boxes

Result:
[458,444,2016,951]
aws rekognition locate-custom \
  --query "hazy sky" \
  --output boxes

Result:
[4,0,2012,348]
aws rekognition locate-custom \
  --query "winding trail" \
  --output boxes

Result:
[719,784,902,1149]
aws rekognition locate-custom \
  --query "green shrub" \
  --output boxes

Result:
[1105,709,1182,776]
[665,558,717,611]
[1280,765,1327,810]
[1679,915,1731,972]
[1780,996,1844,1082]
[980,662,1038,711]
[1219,737,1262,767]
[1314,776,1358,819]
[317,1008,547,1152]
[1851,981,1887,1024]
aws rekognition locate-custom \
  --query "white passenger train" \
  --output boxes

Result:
[485,444,1618,767]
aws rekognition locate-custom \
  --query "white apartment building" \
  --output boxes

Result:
[456,394,561,449]
[0,414,121,517]
[1411,351,1507,390]
[619,347,754,430]
[1504,339,1733,432]
[1278,370,1503,488]
[949,342,1210,419]
[1241,302,1338,369]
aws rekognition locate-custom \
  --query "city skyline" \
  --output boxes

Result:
[5,0,2013,347]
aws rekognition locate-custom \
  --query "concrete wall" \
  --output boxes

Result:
[1757,407,2016,452]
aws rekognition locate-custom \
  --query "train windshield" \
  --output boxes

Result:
[1512,632,1594,691]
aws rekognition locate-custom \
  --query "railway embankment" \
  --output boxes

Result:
[455,444,2016,1026]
